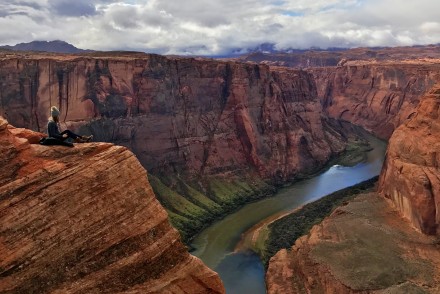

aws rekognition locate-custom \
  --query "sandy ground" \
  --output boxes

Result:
[234,205,305,254]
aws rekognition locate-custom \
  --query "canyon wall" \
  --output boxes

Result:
[11,53,436,181]
[0,52,352,241]
[0,116,224,293]
[0,53,346,181]
[239,50,440,292]
[241,49,440,139]
[265,84,440,293]
[311,62,440,139]
[379,85,440,235]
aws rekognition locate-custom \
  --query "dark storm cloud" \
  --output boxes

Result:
[0,0,42,18]
[0,0,42,9]
[104,4,173,30]
[49,0,97,17]
[0,11,27,17]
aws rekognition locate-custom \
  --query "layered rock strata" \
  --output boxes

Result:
[311,62,440,139]
[241,49,440,139]
[379,85,440,235]
[266,193,440,294]
[0,117,224,293]
[0,52,346,181]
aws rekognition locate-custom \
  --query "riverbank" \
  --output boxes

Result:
[266,192,440,293]
[149,173,275,243]
[237,177,379,265]
[191,134,386,293]
[151,129,373,244]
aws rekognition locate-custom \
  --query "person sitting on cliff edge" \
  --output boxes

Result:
[47,106,93,143]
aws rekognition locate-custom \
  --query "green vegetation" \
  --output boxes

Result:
[260,176,378,265]
[250,225,271,257]
[207,177,275,208]
[149,174,225,242]
[330,138,372,167]
[148,174,275,243]
[149,134,375,245]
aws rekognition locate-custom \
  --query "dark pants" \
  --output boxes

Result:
[60,130,81,140]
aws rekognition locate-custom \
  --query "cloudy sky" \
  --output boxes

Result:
[1,0,440,55]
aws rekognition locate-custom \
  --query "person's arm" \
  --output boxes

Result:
[48,121,64,140]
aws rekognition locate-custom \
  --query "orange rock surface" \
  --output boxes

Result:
[0,117,224,293]
[266,193,440,294]
[379,85,440,235]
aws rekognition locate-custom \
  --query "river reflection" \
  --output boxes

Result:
[192,134,387,294]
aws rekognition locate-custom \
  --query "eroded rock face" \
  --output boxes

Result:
[0,117,224,293]
[0,52,346,182]
[266,193,440,294]
[379,85,440,235]
[311,62,440,139]
[241,49,440,139]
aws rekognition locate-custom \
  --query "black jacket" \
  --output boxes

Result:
[47,120,64,140]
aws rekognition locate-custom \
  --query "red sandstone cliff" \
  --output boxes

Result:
[1,51,359,243]
[379,85,440,235]
[240,48,440,139]
[0,116,224,293]
[0,52,347,181]
[311,61,440,139]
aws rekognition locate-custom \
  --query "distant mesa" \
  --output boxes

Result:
[236,43,440,68]
[0,40,93,54]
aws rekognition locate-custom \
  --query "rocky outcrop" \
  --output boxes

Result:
[266,193,440,294]
[311,62,440,139]
[0,117,224,293]
[379,85,440,235]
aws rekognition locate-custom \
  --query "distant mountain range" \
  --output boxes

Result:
[1,40,439,58]
[0,40,92,53]
[238,42,351,54]
[236,43,440,68]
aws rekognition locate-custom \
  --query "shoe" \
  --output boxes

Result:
[81,135,93,142]
[74,137,86,143]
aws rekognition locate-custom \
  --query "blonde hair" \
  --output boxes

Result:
[50,106,60,118]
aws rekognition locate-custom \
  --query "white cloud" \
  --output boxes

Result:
[0,0,440,55]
